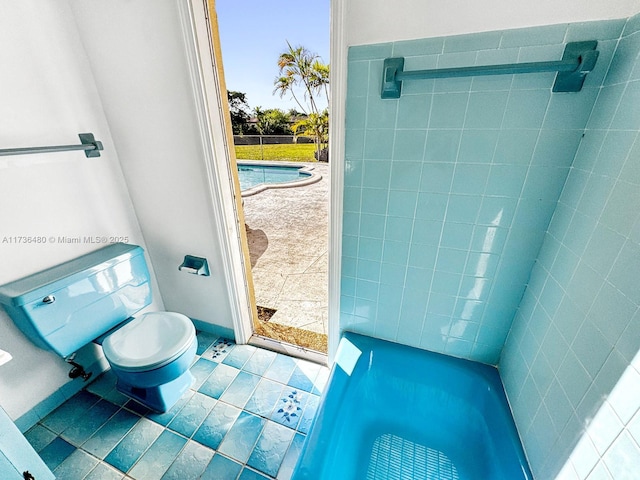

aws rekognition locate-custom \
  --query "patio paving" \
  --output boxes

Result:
[241,162,329,336]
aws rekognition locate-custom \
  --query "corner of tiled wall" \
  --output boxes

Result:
[500,12,640,479]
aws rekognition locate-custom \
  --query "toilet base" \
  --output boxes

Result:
[116,369,194,413]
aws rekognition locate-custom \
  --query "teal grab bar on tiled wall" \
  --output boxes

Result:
[0,133,103,158]
[381,40,599,98]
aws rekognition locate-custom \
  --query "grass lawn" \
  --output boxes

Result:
[234,143,317,162]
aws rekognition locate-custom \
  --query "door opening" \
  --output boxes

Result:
[202,0,330,362]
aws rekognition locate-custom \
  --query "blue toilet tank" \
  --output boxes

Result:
[0,243,152,358]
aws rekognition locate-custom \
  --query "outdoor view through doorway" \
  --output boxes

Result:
[214,0,330,355]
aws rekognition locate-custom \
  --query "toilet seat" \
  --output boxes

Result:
[103,311,195,372]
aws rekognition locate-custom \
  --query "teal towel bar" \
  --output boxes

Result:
[381,40,599,98]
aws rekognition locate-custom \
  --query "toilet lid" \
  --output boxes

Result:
[103,311,195,372]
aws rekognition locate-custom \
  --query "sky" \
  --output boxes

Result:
[215,0,330,114]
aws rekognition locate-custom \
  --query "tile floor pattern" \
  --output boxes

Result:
[24,331,330,480]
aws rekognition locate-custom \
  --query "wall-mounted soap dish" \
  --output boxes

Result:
[179,255,210,276]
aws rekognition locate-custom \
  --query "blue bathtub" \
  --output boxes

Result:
[293,332,532,480]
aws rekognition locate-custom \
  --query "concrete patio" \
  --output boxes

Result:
[241,162,329,337]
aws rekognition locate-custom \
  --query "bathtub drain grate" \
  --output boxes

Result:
[366,433,460,480]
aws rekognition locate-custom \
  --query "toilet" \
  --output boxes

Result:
[98,311,197,412]
[0,243,197,412]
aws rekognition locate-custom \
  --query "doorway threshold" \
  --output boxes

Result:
[249,334,328,366]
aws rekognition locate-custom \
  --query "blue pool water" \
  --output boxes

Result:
[237,163,311,191]
[293,333,533,480]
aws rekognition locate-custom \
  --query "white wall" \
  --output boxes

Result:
[68,0,239,333]
[0,1,159,420]
[345,0,640,45]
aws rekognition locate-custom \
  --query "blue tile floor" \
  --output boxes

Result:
[25,332,329,480]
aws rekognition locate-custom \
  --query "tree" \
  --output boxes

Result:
[253,107,292,136]
[274,42,329,116]
[227,91,251,135]
[273,42,330,161]
[292,110,329,161]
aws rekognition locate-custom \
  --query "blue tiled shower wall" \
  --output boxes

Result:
[501,12,640,479]
[341,19,622,365]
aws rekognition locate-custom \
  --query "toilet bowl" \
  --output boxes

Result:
[0,243,199,413]
[102,311,197,412]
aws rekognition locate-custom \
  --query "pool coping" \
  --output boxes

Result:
[237,160,323,197]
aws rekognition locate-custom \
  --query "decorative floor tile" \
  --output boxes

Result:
[201,453,242,480]
[271,389,309,428]
[128,429,187,480]
[25,336,328,480]
[219,371,261,408]
[202,338,235,362]
[160,440,214,480]
[167,391,217,438]
[218,411,266,463]
[246,420,295,477]
[199,363,240,399]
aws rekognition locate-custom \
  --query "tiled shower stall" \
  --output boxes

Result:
[340,13,640,479]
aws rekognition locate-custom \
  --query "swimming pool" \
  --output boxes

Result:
[237,161,320,197]
[293,333,532,480]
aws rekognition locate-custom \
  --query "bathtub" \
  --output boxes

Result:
[293,332,532,480]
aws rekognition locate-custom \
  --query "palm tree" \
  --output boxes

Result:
[309,60,330,106]
[273,42,329,160]
[292,110,329,161]
[274,74,308,116]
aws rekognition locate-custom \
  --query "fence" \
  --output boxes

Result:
[232,135,315,146]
